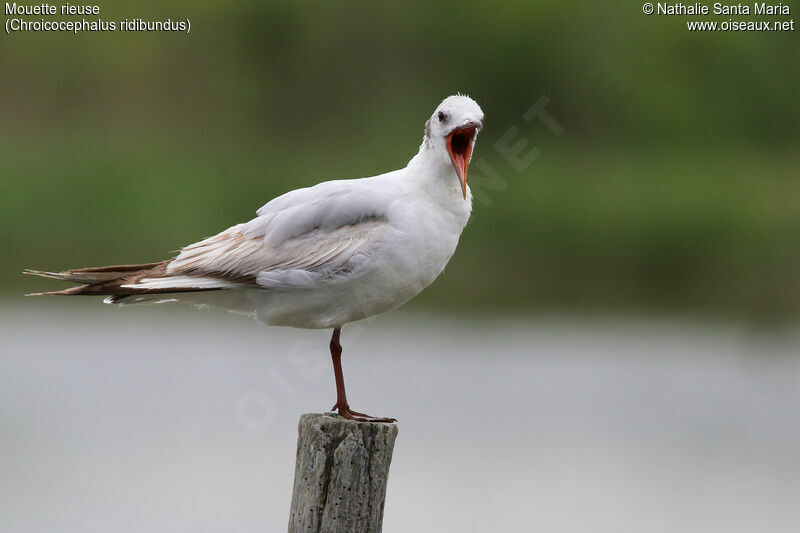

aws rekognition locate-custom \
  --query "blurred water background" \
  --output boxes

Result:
[2,300,800,532]
[2,1,800,532]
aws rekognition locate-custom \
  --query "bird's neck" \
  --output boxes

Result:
[407,142,452,178]
[406,142,473,210]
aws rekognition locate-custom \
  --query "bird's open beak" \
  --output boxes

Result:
[447,123,479,199]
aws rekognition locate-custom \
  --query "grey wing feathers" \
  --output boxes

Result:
[167,181,393,288]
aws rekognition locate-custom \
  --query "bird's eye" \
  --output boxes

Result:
[437,111,447,123]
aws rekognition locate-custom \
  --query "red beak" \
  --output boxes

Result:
[447,125,478,199]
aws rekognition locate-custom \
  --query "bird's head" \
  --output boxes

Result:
[424,95,484,199]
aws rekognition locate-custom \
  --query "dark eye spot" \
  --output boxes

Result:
[437,111,447,123]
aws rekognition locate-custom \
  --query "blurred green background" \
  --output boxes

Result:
[2,1,799,319]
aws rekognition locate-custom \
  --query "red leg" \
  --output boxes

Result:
[329,327,395,423]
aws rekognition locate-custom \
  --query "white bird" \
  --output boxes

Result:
[25,94,485,422]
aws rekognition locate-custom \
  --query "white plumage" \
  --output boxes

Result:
[115,95,484,329]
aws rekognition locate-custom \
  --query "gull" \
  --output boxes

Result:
[25,94,484,422]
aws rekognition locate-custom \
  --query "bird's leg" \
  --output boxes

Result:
[329,327,396,423]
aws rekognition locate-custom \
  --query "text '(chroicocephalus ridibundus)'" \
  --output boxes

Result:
[26,94,485,422]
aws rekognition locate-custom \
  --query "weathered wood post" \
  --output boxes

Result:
[288,413,398,533]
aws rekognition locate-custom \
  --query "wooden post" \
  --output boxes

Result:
[288,413,398,533]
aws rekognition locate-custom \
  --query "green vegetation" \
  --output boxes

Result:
[3,1,799,318]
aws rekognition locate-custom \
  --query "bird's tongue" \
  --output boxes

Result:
[448,127,475,199]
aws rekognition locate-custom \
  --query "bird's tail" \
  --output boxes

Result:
[24,262,169,302]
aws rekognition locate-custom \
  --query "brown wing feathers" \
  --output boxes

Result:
[23,261,213,297]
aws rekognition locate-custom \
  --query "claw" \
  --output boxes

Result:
[332,403,396,423]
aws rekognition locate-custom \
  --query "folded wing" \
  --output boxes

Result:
[25,178,398,301]
[157,180,395,291]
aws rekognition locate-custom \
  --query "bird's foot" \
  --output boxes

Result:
[331,402,396,423]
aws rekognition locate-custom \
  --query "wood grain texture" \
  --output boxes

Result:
[288,413,398,533]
